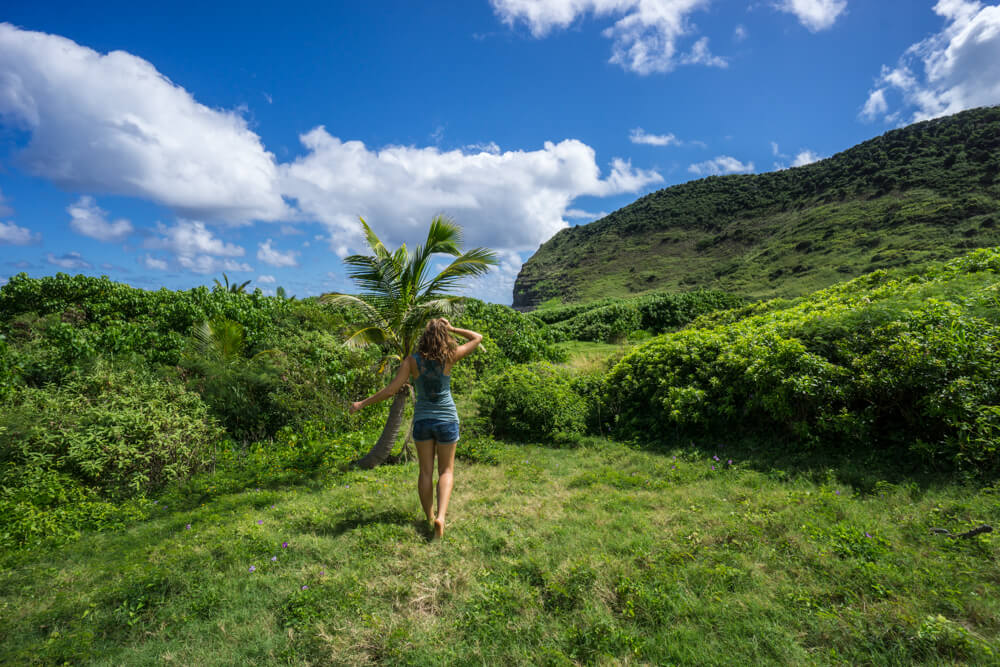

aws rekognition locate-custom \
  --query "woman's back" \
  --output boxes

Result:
[412,352,458,423]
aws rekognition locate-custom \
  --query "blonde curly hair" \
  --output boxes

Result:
[416,318,456,365]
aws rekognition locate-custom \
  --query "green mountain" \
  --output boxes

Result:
[513,106,1000,308]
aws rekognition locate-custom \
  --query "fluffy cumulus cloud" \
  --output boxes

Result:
[257,239,299,267]
[861,1,1000,123]
[280,129,662,253]
[630,127,680,146]
[141,254,168,271]
[0,23,290,223]
[490,0,727,74]
[47,251,92,269]
[688,155,754,176]
[463,248,527,304]
[142,220,251,274]
[0,220,40,245]
[792,149,823,166]
[67,196,133,242]
[771,0,848,32]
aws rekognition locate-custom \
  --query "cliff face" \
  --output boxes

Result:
[512,106,1000,308]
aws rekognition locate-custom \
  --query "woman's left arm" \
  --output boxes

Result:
[350,357,412,414]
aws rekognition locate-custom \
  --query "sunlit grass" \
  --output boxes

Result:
[2,437,998,665]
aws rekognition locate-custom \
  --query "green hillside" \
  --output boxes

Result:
[513,106,1000,308]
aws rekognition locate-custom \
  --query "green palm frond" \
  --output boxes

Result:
[421,247,499,295]
[193,319,247,363]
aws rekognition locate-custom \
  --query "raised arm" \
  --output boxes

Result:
[349,356,413,414]
[446,320,483,362]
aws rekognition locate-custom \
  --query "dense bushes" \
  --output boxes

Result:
[1,363,224,498]
[547,290,745,343]
[604,248,1000,471]
[475,363,588,441]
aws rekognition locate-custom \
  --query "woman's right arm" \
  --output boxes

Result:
[447,321,483,361]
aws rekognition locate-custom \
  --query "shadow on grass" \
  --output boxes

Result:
[307,507,435,542]
[637,427,986,495]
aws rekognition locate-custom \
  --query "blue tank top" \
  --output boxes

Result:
[412,352,459,423]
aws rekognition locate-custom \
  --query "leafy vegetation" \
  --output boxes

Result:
[320,216,498,468]
[604,247,1000,473]
[515,105,1000,306]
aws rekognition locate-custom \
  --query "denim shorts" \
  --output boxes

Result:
[412,419,459,444]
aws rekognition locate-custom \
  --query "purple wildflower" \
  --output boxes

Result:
[271,556,277,562]
[270,504,275,509]
[301,585,308,590]
[186,524,191,530]
[865,532,872,538]
[835,490,841,495]
[249,565,256,573]
[727,459,732,465]
[711,465,716,470]
[713,455,720,461]
[257,520,263,525]
[282,541,288,548]
[320,570,325,576]
[153,500,158,505]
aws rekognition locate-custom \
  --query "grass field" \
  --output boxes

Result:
[2,434,998,665]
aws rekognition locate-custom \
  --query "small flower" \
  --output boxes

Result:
[713,455,720,461]
[865,532,872,538]
[727,459,732,465]
[271,556,277,562]
[270,504,275,509]
[186,524,191,530]
[282,542,288,548]
[257,520,263,525]
[835,490,841,495]
[301,585,308,590]
[711,465,716,470]
[249,565,256,573]
[319,570,325,576]
[153,500,158,505]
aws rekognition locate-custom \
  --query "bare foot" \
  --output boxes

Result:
[433,518,445,539]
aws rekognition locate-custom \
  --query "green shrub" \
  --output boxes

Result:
[457,299,565,366]
[475,362,588,441]
[602,247,1000,471]
[0,363,224,499]
[550,290,745,343]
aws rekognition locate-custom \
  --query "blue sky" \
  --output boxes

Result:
[1,1,999,303]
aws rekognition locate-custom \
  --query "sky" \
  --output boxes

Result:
[1,0,999,304]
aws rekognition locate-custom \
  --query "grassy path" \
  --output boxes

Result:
[2,438,998,665]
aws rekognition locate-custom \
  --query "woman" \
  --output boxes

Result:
[350,318,482,538]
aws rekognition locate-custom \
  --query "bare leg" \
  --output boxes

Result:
[434,443,457,538]
[415,439,436,524]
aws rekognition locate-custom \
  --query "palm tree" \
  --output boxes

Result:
[321,216,497,468]
[213,273,252,294]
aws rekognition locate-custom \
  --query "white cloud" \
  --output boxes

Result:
[861,1,1000,123]
[0,23,290,223]
[257,239,299,267]
[280,129,662,253]
[688,155,755,176]
[67,195,133,242]
[630,127,680,146]
[257,274,276,284]
[141,254,168,270]
[680,36,728,67]
[0,276,7,287]
[463,248,526,305]
[734,24,748,42]
[772,0,847,32]
[490,0,725,74]
[770,141,783,156]
[142,219,251,274]
[565,208,609,219]
[860,88,889,120]
[464,141,502,155]
[47,251,92,269]
[279,225,303,235]
[0,220,40,245]
[791,149,823,166]
[144,219,245,258]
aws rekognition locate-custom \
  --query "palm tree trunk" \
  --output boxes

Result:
[356,388,408,468]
